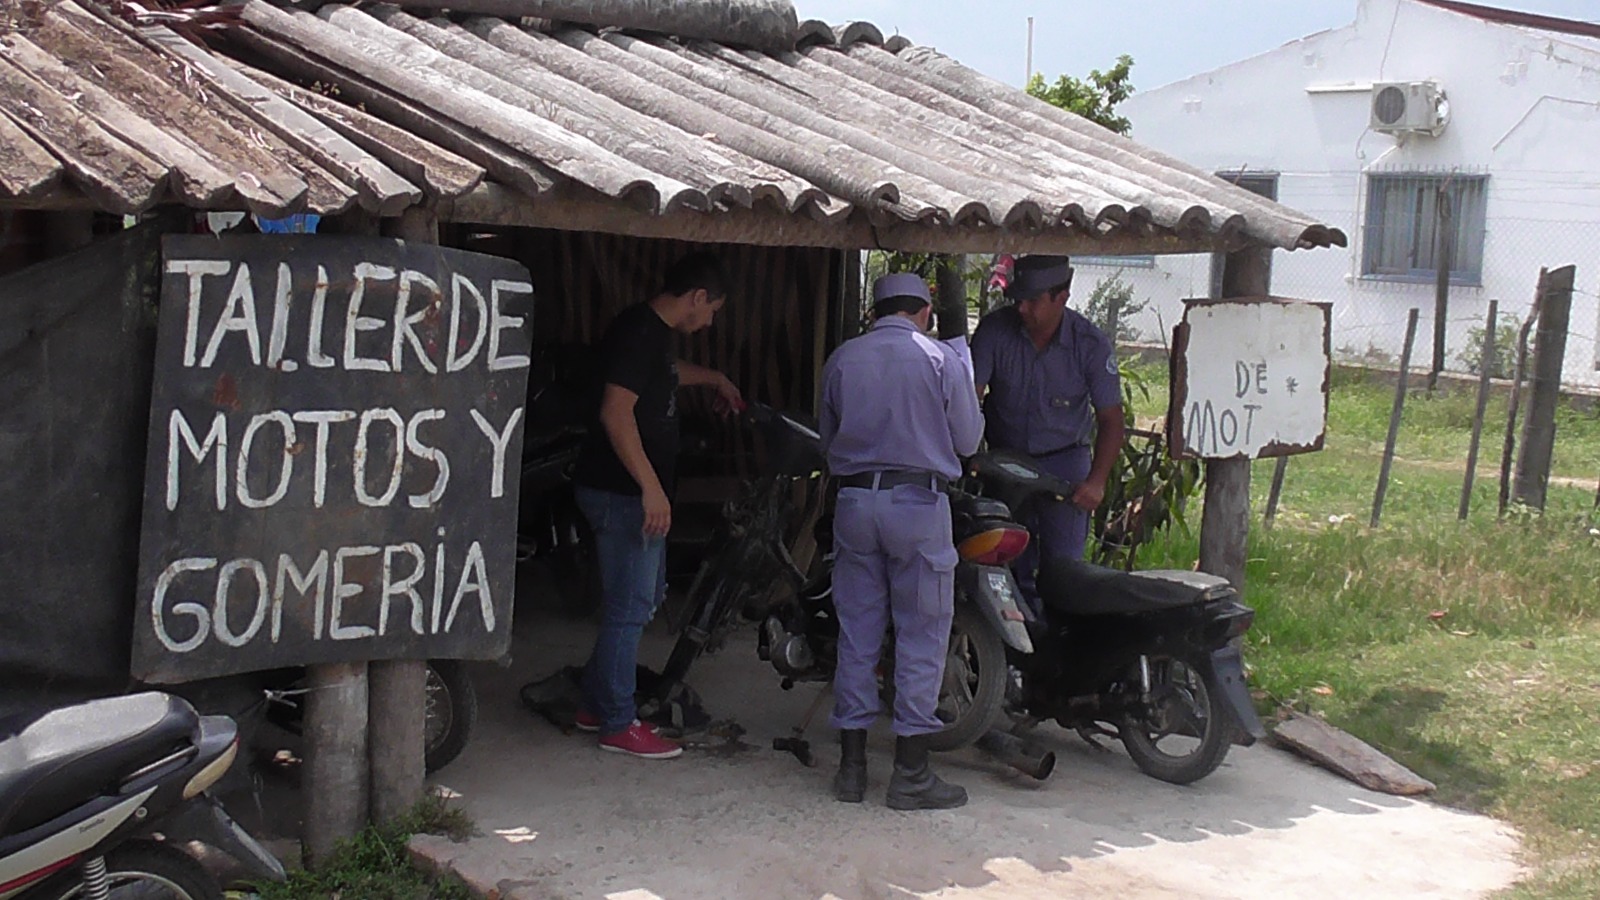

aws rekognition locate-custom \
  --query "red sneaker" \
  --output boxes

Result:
[599,721,683,759]
[575,710,659,735]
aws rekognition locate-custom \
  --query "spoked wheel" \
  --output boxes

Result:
[1116,654,1232,785]
[49,842,220,899]
[424,659,477,774]
[925,607,1007,752]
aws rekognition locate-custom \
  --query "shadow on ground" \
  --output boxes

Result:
[417,596,1522,900]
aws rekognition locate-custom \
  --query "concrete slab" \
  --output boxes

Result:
[426,611,1523,900]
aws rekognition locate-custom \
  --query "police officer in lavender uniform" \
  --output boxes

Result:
[818,273,985,810]
[971,255,1126,612]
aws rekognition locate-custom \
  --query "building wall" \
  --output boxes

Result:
[1080,0,1600,386]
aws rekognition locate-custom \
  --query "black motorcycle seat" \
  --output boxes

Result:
[0,693,198,838]
[1039,558,1235,616]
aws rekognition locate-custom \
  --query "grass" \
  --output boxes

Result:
[1128,363,1600,898]
[253,795,477,900]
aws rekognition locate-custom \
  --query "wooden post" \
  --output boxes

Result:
[1371,308,1420,528]
[1198,245,1270,591]
[1428,189,1452,395]
[303,662,370,864]
[1263,456,1290,528]
[303,208,380,861]
[1498,269,1546,517]
[368,207,439,824]
[1458,299,1497,520]
[1514,265,1577,510]
[934,255,969,340]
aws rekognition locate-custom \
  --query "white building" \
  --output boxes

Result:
[1089,0,1600,387]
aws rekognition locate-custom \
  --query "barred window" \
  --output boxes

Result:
[1362,173,1488,284]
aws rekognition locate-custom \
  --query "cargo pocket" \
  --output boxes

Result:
[916,545,959,618]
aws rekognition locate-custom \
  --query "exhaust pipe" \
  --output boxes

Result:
[976,729,1055,781]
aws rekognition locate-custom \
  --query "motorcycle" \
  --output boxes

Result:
[655,403,1032,752]
[0,692,286,899]
[965,450,1269,785]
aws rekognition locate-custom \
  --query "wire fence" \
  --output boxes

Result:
[1080,213,1600,392]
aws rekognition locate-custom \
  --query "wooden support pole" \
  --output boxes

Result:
[1514,264,1577,511]
[1372,308,1420,528]
[934,255,968,340]
[303,662,370,864]
[303,208,381,861]
[1429,189,1452,395]
[1263,456,1289,529]
[368,206,439,824]
[1499,269,1546,517]
[1458,299,1497,521]
[1198,245,1270,591]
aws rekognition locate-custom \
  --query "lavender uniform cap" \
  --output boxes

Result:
[871,272,932,307]
[1003,255,1074,299]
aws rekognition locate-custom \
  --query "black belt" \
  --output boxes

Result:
[1032,443,1089,457]
[837,470,948,492]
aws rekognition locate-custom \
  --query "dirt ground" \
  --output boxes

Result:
[410,608,1524,900]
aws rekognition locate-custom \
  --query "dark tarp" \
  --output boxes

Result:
[0,224,161,717]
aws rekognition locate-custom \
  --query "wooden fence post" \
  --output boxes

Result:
[1458,299,1497,520]
[368,207,439,824]
[1263,456,1290,528]
[1514,265,1576,511]
[1371,308,1420,528]
[1429,189,1452,395]
[1198,245,1270,591]
[1499,269,1546,517]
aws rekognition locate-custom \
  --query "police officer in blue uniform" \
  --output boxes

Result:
[818,273,985,810]
[971,255,1125,609]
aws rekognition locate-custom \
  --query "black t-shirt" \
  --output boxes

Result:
[572,303,679,496]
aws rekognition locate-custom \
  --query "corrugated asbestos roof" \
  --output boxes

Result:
[0,0,1347,252]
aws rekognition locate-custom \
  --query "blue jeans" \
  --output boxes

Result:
[575,486,668,736]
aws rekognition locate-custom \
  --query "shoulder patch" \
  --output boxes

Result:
[1106,355,1119,376]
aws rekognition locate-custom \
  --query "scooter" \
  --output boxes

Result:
[966,450,1269,785]
[0,692,285,899]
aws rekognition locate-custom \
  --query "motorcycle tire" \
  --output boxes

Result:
[925,606,1008,752]
[45,840,221,900]
[1116,653,1232,785]
[424,659,477,774]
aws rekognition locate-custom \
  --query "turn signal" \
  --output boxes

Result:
[957,527,1031,565]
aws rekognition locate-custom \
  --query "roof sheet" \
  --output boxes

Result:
[0,1,1347,252]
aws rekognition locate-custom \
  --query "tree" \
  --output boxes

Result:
[1026,54,1136,136]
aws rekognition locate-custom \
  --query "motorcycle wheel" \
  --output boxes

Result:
[1116,653,1232,785]
[424,659,477,774]
[925,606,1008,752]
[48,841,220,899]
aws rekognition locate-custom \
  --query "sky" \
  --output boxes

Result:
[791,1,1600,92]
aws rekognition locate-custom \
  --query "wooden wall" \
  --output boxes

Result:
[456,225,842,479]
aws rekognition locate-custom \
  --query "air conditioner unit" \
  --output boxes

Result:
[1370,81,1449,136]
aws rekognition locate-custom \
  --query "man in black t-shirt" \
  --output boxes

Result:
[570,252,742,759]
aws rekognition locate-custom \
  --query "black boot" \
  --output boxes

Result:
[885,734,968,810]
[833,729,868,803]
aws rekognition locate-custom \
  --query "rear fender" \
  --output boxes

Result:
[959,564,1033,654]
[1206,644,1266,743]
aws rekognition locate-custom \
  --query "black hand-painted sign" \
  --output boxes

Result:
[132,235,533,683]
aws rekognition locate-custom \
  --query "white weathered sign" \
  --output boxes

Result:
[1171,298,1331,460]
